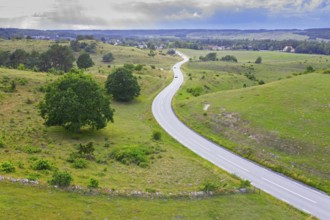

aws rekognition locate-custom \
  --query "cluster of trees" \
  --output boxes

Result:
[39,66,140,132]
[220,55,238,62]
[0,44,97,72]
[70,40,97,53]
[199,52,217,61]
[199,53,238,62]
[0,44,75,72]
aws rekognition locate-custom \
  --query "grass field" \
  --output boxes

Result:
[0,40,319,218]
[0,181,311,220]
[174,49,330,193]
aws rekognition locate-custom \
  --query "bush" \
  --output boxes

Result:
[102,53,114,62]
[109,145,163,168]
[0,161,15,173]
[239,180,251,188]
[24,146,42,154]
[77,142,95,160]
[49,170,73,187]
[199,180,219,192]
[220,55,238,62]
[255,56,262,64]
[88,178,99,188]
[186,87,203,97]
[72,158,88,169]
[305,65,315,73]
[152,131,162,141]
[32,159,52,170]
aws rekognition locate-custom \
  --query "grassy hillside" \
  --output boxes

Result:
[174,70,330,193]
[0,40,317,218]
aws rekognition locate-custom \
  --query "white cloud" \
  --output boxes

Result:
[0,0,329,29]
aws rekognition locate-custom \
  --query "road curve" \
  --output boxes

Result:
[152,51,330,219]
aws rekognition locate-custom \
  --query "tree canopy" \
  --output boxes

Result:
[102,52,114,62]
[105,67,140,102]
[220,55,238,62]
[39,71,114,132]
[77,53,94,69]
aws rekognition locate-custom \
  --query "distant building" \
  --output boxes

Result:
[283,46,295,53]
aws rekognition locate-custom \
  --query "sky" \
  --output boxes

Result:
[0,0,330,30]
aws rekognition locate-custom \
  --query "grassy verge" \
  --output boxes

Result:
[0,181,311,220]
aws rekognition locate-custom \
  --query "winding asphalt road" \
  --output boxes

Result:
[152,51,330,219]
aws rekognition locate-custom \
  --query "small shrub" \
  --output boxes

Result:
[104,142,110,148]
[186,87,203,97]
[109,146,152,167]
[88,178,99,188]
[145,188,156,193]
[72,158,88,169]
[0,161,15,173]
[24,146,42,154]
[49,170,73,187]
[77,142,95,160]
[323,69,330,74]
[239,179,251,188]
[32,159,52,170]
[152,131,162,141]
[67,152,81,163]
[27,173,40,181]
[17,161,25,169]
[305,66,315,73]
[199,180,219,192]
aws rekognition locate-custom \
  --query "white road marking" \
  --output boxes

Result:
[262,177,317,204]
[217,154,250,172]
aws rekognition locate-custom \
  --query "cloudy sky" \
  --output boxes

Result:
[1,0,330,30]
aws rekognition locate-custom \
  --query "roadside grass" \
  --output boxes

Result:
[174,70,330,193]
[0,181,311,220]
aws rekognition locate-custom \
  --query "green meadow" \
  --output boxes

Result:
[0,40,316,218]
[174,49,330,193]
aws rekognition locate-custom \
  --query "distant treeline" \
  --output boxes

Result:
[171,39,330,55]
[296,28,330,40]
[0,44,75,73]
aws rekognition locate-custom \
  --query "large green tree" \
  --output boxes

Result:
[39,71,114,132]
[105,67,140,102]
[77,53,94,69]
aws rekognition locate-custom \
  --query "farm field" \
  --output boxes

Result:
[174,49,330,193]
[0,40,313,218]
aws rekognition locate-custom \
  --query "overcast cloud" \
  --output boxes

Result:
[0,0,329,29]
